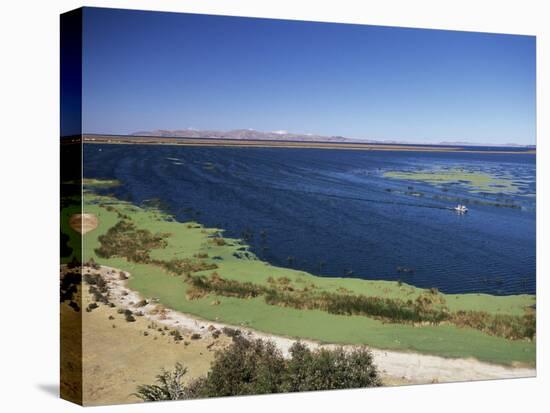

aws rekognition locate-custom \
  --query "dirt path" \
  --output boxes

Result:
[98,265,535,385]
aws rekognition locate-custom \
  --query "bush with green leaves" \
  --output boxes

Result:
[95,220,168,263]
[195,336,287,397]
[283,342,381,392]
[135,336,381,401]
[134,363,189,401]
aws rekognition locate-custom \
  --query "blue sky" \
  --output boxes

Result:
[81,7,536,145]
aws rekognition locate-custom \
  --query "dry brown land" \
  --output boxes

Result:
[61,270,230,406]
[60,288,82,404]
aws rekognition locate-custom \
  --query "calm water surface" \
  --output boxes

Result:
[84,144,536,295]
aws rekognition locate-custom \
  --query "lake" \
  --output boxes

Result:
[84,144,536,295]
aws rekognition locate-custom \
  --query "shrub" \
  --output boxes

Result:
[88,285,109,304]
[283,342,381,392]
[195,336,286,397]
[68,301,80,312]
[156,258,218,276]
[450,310,536,340]
[222,327,241,338]
[136,337,381,400]
[86,302,99,312]
[134,363,189,401]
[95,220,168,263]
[60,271,81,304]
[87,258,100,270]
[169,330,183,342]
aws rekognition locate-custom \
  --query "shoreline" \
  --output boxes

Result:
[77,192,536,365]
[96,264,536,385]
[80,136,536,155]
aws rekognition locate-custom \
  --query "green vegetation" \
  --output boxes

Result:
[134,335,380,401]
[189,273,450,324]
[383,168,523,194]
[187,273,535,340]
[81,183,536,365]
[82,178,121,188]
[95,220,168,263]
[154,258,218,276]
[134,363,189,401]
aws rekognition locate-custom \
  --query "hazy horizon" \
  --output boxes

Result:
[76,8,536,145]
[82,128,535,147]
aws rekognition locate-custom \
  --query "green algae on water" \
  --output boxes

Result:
[383,168,523,194]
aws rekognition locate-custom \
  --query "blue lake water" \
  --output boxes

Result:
[84,144,536,295]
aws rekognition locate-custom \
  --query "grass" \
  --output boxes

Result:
[81,188,536,365]
[186,273,535,340]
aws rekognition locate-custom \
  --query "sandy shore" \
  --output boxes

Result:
[97,265,535,385]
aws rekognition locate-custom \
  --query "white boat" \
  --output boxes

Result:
[454,204,468,213]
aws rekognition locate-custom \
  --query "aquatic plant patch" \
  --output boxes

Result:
[383,168,525,194]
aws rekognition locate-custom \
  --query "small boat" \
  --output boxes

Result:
[454,204,468,213]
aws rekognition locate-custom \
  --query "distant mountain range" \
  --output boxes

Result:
[438,141,536,148]
[132,128,361,143]
[131,128,534,148]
